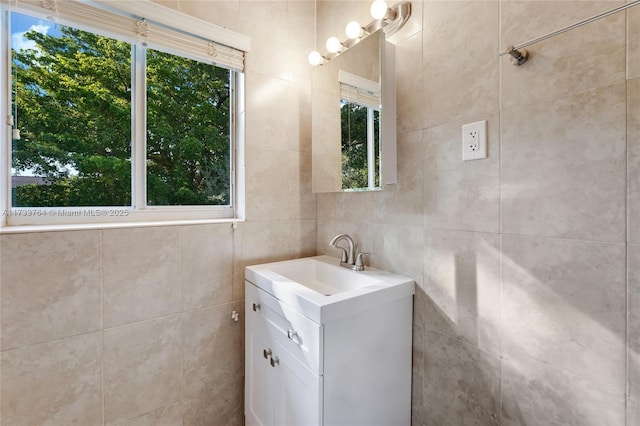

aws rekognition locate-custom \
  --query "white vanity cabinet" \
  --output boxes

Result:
[245,324,322,425]
[244,270,413,426]
[245,283,322,426]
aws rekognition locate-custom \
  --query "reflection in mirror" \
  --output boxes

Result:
[312,29,395,193]
[340,72,380,190]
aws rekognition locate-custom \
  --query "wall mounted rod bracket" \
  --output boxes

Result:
[505,45,528,66]
[499,0,640,66]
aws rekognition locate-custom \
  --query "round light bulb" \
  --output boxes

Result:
[370,0,388,19]
[308,50,323,66]
[325,36,342,54]
[345,21,364,39]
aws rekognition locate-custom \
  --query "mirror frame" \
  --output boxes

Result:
[311,30,396,193]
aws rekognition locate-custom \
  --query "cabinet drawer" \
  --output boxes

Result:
[246,281,323,375]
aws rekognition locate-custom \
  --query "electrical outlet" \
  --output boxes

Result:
[462,120,487,161]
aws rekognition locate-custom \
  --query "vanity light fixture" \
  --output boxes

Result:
[325,36,344,53]
[308,50,327,66]
[345,21,365,40]
[370,0,389,20]
[307,0,411,66]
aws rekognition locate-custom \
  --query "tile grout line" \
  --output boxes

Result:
[501,79,629,114]
[0,308,194,355]
[420,3,426,301]
[424,226,629,247]
[626,242,630,425]
[100,229,105,426]
[423,316,625,392]
[417,79,627,138]
[498,0,504,420]
[625,8,630,421]
[178,226,185,409]
[499,232,504,426]
[0,234,2,426]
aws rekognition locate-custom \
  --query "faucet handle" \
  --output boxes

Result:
[334,246,348,263]
[354,252,369,271]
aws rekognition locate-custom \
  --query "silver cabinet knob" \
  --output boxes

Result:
[287,329,298,341]
[270,356,279,367]
[263,348,272,359]
[252,303,261,312]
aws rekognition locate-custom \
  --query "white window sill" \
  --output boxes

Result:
[0,217,244,234]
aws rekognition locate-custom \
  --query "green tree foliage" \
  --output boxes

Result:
[12,24,231,207]
[340,101,380,190]
[146,49,230,206]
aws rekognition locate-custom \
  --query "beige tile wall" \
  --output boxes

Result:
[0,1,316,424]
[1,332,103,425]
[315,0,637,424]
[1,0,636,424]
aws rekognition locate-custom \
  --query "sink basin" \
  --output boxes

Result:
[258,256,383,296]
[245,255,414,323]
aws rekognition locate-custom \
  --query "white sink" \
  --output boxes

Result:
[245,255,414,323]
[256,256,383,296]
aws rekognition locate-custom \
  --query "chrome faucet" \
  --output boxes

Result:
[329,234,368,271]
[329,234,355,264]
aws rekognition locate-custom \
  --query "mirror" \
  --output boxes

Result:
[311,29,396,193]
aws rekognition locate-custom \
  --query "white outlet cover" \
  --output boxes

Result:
[462,120,487,161]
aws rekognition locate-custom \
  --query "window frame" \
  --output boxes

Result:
[0,3,246,228]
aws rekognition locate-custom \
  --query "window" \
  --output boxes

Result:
[1,0,249,226]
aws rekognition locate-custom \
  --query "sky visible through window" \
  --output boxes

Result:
[11,12,61,51]
[10,13,62,178]
[12,14,44,179]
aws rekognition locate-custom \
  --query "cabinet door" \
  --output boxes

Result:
[245,315,275,426]
[273,342,322,426]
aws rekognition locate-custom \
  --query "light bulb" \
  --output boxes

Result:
[345,21,364,39]
[325,36,343,54]
[370,0,388,19]
[308,51,323,66]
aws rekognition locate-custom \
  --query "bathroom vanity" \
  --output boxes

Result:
[244,255,414,426]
